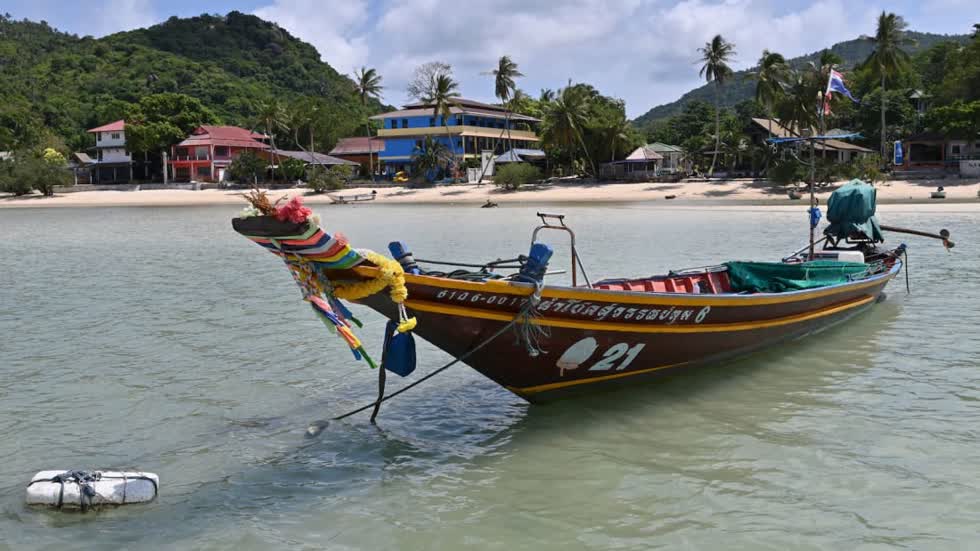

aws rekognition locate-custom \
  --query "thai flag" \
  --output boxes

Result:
[826,70,858,103]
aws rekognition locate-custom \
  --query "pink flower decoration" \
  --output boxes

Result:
[275,196,313,224]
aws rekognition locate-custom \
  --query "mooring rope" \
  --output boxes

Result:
[331,316,521,421]
[330,289,545,422]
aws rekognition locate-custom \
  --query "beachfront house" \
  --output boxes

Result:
[601,146,664,180]
[370,98,540,176]
[267,150,359,177]
[645,143,685,173]
[168,126,269,182]
[897,131,980,177]
[87,120,134,184]
[748,118,874,163]
[328,137,385,176]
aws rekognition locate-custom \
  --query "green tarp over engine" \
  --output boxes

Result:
[724,261,870,293]
[823,179,884,243]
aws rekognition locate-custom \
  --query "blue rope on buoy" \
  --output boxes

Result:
[809,206,822,228]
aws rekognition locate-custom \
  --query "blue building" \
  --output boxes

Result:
[370,98,541,175]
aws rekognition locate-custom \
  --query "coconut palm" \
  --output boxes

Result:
[254,99,288,181]
[421,73,461,180]
[605,111,633,162]
[865,12,914,158]
[476,56,523,183]
[542,83,596,176]
[352,66,383,181]
[698,34,736,177]
[777,68,821,138]
[412,136,450,181]
[288,98,320,169]
[490,55,523,153]
[748,50,787,138]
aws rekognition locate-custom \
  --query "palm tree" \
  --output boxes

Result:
[288,98,320,169]
[542,83,596,176]
[412,136,450,180]
[254,99,288,181]
[476,56,523,183]
[748,50,787,139]
[777,68,821,139]
[865,12,914,159]
[352,66,383,181]
[606,111,633,162]
[490,55,523,153]
[698,34,736,177]
[421,73,461,180]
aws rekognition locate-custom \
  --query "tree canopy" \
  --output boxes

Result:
[0,12,387,153]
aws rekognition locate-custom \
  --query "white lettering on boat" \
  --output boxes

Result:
[432,291,712,324]
[557,338,647,375]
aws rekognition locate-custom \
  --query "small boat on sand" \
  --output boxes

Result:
[329,190,377,204]
[232,182,953,404]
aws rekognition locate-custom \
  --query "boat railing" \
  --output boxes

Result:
[532,212,592,288]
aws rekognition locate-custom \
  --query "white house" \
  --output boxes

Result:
[87,119,133,183]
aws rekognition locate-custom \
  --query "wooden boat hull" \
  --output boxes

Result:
[356,262,900,403]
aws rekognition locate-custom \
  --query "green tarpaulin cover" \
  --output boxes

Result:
[824,179,883,243]
[724,260,870,293]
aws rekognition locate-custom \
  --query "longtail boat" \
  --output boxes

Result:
[233,180,952,405]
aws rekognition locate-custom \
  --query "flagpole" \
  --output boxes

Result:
[808,65,835,260]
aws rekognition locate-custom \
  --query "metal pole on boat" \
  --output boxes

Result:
[808,74,830,261]
[808,134,816,260]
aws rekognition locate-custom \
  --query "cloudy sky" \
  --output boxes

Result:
[4,0,975,117]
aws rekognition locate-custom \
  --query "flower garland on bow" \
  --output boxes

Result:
[333,250,417,334]
[238,190,417,363]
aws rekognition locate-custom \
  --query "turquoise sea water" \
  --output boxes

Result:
[0,204,977,549]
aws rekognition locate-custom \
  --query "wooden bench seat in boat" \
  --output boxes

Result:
[594,270,732,294]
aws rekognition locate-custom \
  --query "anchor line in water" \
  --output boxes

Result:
[332,288,545,422]
[332,317,520,421]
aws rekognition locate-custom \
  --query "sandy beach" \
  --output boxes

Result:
[2,178,978,209]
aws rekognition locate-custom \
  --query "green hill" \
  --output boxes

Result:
[0,11,387,152]
[632,31,970,129]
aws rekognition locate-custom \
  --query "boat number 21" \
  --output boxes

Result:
[556,337,646,375]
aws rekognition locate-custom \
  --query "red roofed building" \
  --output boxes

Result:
[169,125,269,182]
[87,119,133,183]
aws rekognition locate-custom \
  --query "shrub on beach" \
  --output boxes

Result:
[768,158,804,187]
[227,150,267,184]
[0,149,71,196]
[0,157,30,196]
[493,163,540,191]
[308,165,353,193]
[840,154,883,185]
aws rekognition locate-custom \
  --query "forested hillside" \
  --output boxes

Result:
[633,31,969,129]
[0,11,387,152]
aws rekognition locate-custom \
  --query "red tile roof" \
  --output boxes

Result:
[87,119,126,133]
[177,125,269,148]
[329,137,385,155]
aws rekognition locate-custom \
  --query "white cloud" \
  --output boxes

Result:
[253,0,371,75]
[6,0,158,37]
[91,0,156,35]
[241,0,925,116]
[352,0,874,116]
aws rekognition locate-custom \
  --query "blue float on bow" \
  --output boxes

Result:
[382,320,417,377]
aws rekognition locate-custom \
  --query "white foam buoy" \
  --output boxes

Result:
[26,470,158,510]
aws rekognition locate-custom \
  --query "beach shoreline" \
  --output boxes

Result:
[2,178,978,209]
